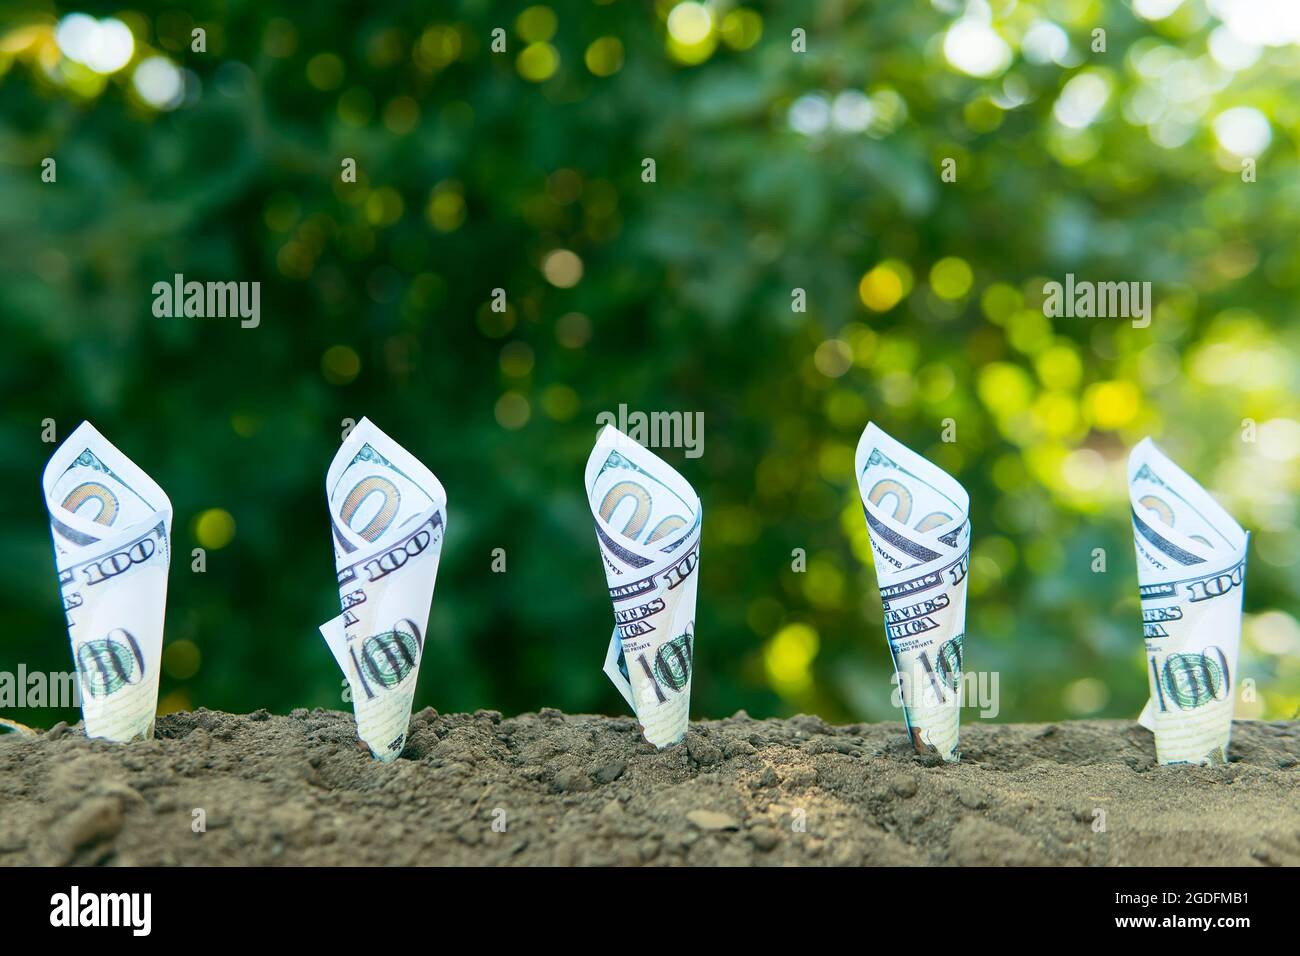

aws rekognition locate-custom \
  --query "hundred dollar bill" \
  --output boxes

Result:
[855,423,969,762]
[585,426,701,748]
[320,418,447,762]
[41,422,172,742]
[1129,438,1248,765]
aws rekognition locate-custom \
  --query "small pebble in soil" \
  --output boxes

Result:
[891,775,919,798]
[748,826,780,851]
[553,767,593,792]
[686,810,740,831]
[60,797,124,852]
[751,766,779,789]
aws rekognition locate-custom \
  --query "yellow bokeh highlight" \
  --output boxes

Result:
[1035,343,1083,389]
[1024,443,1068,493]
[871,334,919,374]
[858,259,913,312]
[666,1,716,64]
[667,2,712,43]
[163,639,201,680]
[929,256,973,300]
[918,362,956,403]
[305,52,344,91]
[541,384,579,420]
[980,282,1022,324]
[585,36,624,77]
[365,186,404,227]
[720,9,763,50]
[764,623,819,696]
[157,690,191,715]
[195,508,236,550]
[322,344,361,384]
[1032,391,1081,438]
[802,557,845,609]
[495,391,531,429]
[1006,309,1053,354]
[542,248,583,288]
[1084,380,1140,429]
[847,325,878,365]
[416,25,462,70]
[813,339,852,378]
[517,42,559,82]
[977,362,1035,415]
[516,6,558,43]
[427,181,466,232]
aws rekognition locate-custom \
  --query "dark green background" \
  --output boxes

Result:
[2,0,1296,730]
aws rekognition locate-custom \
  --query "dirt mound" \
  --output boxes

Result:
[1,709,1296,865]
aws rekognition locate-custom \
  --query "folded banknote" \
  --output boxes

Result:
[855,423,969,762]
[42,422,173,742]
[586,426,701,748]
[320,418,447,761]
[1129,438,1248,765]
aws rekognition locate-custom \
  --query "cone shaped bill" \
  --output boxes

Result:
[42,422,173,742]
[1129,438,1247,765]
[855,423,969,762]
[585,426,701,748]
[324,418,446,761]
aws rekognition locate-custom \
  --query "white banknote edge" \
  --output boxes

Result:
[1128,438,1246,557]
[326,417,447,557]
[854,422,970,580]
[602,627,637,711]
[1128,438,1247,743]
[585,425,701,746]
[324,502,444,761]
[319,613,351,677]
[41,422,173,743]
[42,420,174,544]
[583,424,702,568]
[323,419,447,761]
[854,422,970,762]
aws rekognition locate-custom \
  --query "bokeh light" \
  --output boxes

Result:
[55,14,134,74]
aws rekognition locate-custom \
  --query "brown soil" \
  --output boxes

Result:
[1,709,1297,866]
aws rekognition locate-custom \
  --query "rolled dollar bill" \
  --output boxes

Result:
[1129,438,1248,765]
[320,418,447,762]
[855,423,969,762]
[41,422,173,742]
[585,426,701,748]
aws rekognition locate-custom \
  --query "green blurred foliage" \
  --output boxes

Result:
[1,0,1297,731]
